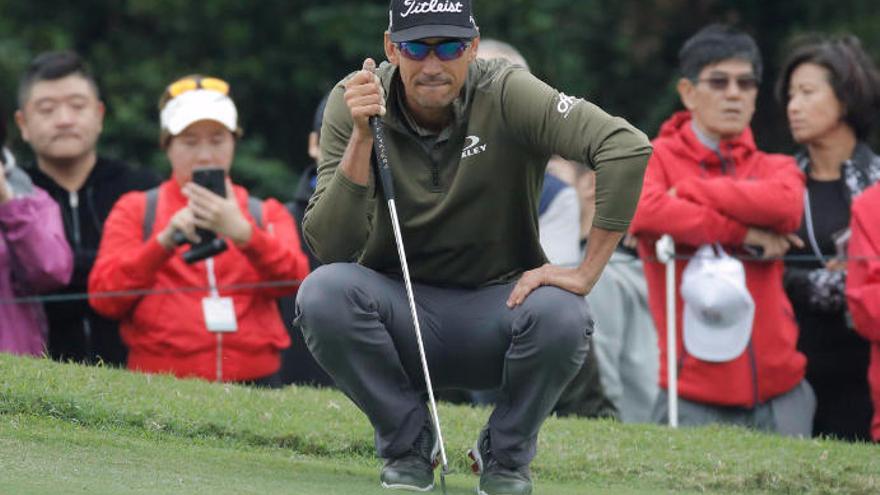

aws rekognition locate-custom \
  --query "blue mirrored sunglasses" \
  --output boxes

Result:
[397,39,471,61]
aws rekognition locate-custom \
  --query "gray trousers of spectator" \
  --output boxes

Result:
[651,379,816,437]
[295,263,592,467]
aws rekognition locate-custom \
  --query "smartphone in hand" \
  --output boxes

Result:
[192,167,226,197]
[181,166,229,263]
[190,166,226,239]
[832,227,851,260]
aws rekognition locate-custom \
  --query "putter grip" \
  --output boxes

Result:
[369,116,395,200]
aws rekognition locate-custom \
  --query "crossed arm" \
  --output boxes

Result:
[630,152,806,257]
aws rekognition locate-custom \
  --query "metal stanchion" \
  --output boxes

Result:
[656,234,678,428]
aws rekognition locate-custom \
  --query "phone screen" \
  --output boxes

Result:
[188,167,226,247]
[192,167,226,196]
[832,227,851,259]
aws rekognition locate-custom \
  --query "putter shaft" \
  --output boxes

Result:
[369,114,450,479]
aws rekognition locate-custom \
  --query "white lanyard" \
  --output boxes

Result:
[204,256,227,383]
[802,189,827,265]
[206,257,220,297]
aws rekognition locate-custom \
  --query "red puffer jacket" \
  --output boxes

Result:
[630,111,806,407]
[846,183,880,442]
[89,179,309,381]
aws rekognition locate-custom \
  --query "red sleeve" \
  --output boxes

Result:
[88,192,175,320]
[236,198,310,298]
[675,155,805,233]
[629,150,749,247]
[846,196,880,342]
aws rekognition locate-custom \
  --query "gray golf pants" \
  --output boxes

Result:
[651,379,816,437]
[295,263,592,467]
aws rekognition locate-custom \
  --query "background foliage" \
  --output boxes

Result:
[1,0,879,199]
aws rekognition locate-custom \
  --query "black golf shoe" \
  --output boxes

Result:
[380,420,439,491]
[468,426,533,495]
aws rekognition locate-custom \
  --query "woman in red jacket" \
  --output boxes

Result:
[89,75,309,384]
[847,183,880,443]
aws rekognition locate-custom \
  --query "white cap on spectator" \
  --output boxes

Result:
[681,244,755,363]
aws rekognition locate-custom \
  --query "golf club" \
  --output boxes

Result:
[365,60,450,494]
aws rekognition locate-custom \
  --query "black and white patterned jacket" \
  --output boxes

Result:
[785,142,880,313]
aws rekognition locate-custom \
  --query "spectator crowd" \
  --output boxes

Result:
[2,14,880,456]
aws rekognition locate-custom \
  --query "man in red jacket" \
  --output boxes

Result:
[630,24,815,435]
[846,182,880,442]
[89,75,309,384]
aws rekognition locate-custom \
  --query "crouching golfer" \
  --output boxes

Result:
[296,1,651,493]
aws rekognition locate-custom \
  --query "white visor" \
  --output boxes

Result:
[160,89,237,136]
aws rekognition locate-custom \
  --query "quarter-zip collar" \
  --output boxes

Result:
[658,111,756,173]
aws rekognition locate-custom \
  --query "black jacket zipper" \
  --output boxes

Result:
[69,190,93,359]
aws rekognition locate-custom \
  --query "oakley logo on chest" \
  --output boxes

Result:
[401,0,464,17]
[556,93,581,119]
[462,135,488,159]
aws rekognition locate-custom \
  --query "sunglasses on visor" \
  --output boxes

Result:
[397,39,472,61]
[166,76,230,98]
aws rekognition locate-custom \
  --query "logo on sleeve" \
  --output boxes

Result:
[462,135,488,159]
[556,93,581,119]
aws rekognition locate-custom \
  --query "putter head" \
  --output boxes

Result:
[439,466,448,495]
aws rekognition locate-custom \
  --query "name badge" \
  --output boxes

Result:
[202,296,238,332]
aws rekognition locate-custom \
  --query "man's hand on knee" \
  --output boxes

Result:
[506,264,593,308]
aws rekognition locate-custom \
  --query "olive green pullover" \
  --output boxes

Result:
[304,58,651,288]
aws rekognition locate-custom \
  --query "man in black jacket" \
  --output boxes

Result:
[15,50,158,365]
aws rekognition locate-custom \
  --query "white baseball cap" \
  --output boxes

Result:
[681,244,755,363]
[160,88,237,136]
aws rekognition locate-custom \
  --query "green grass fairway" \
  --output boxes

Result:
[0,414,660,495]
[1,354,878,494]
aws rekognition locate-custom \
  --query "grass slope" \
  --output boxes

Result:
[0,354,877,494]
[1,414,658,495]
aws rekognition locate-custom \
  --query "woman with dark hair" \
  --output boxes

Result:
[0,105,73,355]
[777,35,880,441]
